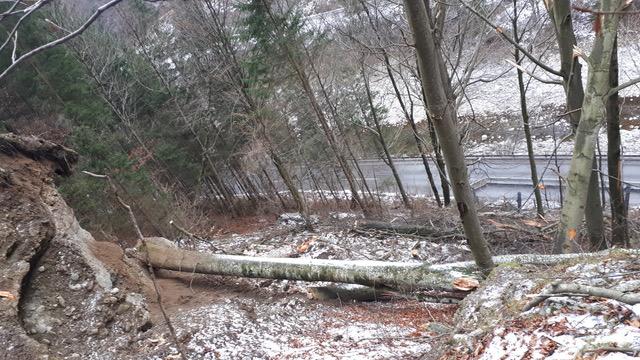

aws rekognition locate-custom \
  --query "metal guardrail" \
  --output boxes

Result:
[357,155,640,162]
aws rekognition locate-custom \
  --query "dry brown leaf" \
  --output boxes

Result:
[296,237,315,254]
[0,291,17,301]
[626,319,640,328]
[452,277,480,291]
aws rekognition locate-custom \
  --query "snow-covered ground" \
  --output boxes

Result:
[467,123,640,156]
[462,258,640,359]
[305,0,640,155]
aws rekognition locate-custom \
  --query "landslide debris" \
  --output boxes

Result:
[0,134,151,360]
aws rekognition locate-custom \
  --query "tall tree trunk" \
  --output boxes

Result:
[546,0,607,252]
[361,66,412,209]
[262,168,287,210]
[607,36,629,247]
[403,0,494,272]
[552,0,624,253]
[512,1,544,217]
[414,52,450,206]
[270,150,314,230]
[586,158,606,250]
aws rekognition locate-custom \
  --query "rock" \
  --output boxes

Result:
[329,212,360,220]
[116,303,131,315]
[34,321,52,334]
[63,307,76,317]
[38,266,46,273]
[278,213,319,226]
[427,322,452,335]
[56,296,66,308]
[102,296,118,305]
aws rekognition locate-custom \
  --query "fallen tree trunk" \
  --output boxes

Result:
[132,240,639,292]
[357,221,457,238]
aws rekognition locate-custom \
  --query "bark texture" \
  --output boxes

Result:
[135,241,640,292]
[553,0,625,253]
[137,241,471,291]
[546,0,606,251]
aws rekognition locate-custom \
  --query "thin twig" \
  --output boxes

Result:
[457,0,563,77]
[169,219,226,254]
[0,0,125,81]
[83,171,188,360]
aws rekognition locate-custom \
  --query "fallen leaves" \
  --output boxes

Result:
[296,237,316,254]
[539,336,558,357]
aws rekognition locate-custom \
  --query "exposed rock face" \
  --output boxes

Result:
[0,134,150,359]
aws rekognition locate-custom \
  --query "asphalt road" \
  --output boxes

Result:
[355,156,640,207]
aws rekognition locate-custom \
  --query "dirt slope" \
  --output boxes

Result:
[0,134,151,360]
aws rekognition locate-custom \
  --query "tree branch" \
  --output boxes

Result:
[607,76,640,97]
[504,59,563,85]
[0,0,22,22]
[0,0,124,81]
[457,0,563,77]
[523,281,640,311]
[83,171,188,360]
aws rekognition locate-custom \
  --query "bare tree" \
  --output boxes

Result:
[511,0,544,216]
[360,61,412,209]
[348,0,441,207]
[252,0,370,214]
[553,0,633,253]
[546,0,606,251]
[403,0,494,272]
[606,36,629,247]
